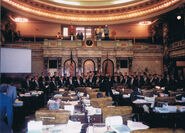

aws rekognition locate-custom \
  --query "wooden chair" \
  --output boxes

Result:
[90,97,113,108]
[102,106,133,122]
[35,109,70,124]
[141,89,154,97]
[155,96,176,105]
[89,92,106,99]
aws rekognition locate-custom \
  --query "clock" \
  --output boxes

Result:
[86,39,93,46]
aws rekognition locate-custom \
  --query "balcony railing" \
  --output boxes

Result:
[1,39,163,52]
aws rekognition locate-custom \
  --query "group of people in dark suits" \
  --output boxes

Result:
[22,71,184,97]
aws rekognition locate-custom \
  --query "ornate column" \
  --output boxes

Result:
[44,57,48,73]
[97,57,101,72]
[78,58,82,74]
[58,58,62,73]
[116,57,120,73]
[163,22,170,74]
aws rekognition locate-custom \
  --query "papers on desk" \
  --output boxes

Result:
[23,93,31,97]
[64,105,75,115]
[69,91,76,95]
[112,89,120,95]
[82,99,90,106]
[154,106,177,113]
[176,97,185,103]
[123,94,130,98]
[31,91,43,95]
[54,94,63,98]
[35,120,83,133]
[133,96,156,104]
[28,121,43,133]
[179,106,185,112]
[85,106,101,115]
[137,95,145,98]
[59,88,65,92]
[86,126,107,133]
[20,91,43,97]
[155,86,160,89]
[182,97,185,101]
[133,99,148,104]
[13,99,23,107]
[78,92,84,97]
[127,120,149,131]
[144,96,155,103]
[64,120,82,133]
[111,124,130,133]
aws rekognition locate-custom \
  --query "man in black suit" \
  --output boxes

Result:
[156,75,164,86]
[75,75,82,87]
[49,77,57,93]
[63,74,68,87]
[123,75,130,88]
[120,75,124,85]
[94,76,101,88]
[58,76,64,88]
[38,72,45,84]
[129,75,137,89]
[103,74,112,96]
[143,74,149,85]
[31,76,40,90]
[66,76,75,91]
[22,75,32,91]
[39,78,48,91]
[45,72,51,84]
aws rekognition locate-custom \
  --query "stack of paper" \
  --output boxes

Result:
[179,106,185,112]
[133,99,148,104]
[64,105,74,115]
[111,125,130,133]
[127,120,149,131]
[63,120,82,133]
[27,121,43,133]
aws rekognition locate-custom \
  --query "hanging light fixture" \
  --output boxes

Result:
[139,21,152,26]
[14,17,28,22]
[177,15,181,20]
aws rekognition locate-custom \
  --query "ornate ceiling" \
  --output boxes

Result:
[2,0,185,25]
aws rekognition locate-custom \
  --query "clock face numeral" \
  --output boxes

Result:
[86,40,93,46]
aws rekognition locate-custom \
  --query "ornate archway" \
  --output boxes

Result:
[64,59,76,76]
[102,59,114,76]
[83,59,95,74]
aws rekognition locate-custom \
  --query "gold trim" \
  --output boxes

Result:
[2,0,184,25]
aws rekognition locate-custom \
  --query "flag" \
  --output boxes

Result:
[70,51,74,76]
[105,51,109,75]
[70,51,73,65]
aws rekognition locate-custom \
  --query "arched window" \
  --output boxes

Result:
[83,59,95,74]
[64,59,76,76]
[102,59,114,76]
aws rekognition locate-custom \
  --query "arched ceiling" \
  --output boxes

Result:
[2,0,185,25]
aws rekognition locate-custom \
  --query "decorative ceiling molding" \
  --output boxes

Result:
[2,0,185,25]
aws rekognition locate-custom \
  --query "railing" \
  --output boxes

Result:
[1,42,43,49]
[170,40,185,51]
[0,40,163,51]
[43,39,163,51]
[169,40,185,57]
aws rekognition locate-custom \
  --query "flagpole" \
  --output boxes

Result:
[70,50,74,76]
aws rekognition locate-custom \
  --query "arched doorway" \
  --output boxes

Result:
[102,59,114,76]
[83,59,95,74]
[64,59,76,76]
